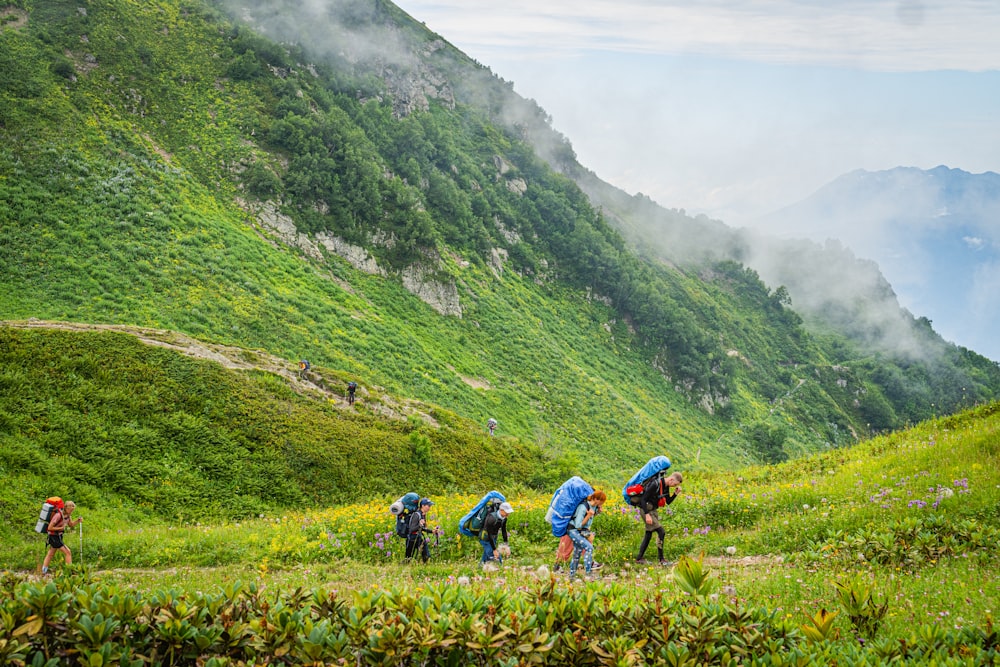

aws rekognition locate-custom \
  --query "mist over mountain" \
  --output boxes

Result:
[755,166,1000,361]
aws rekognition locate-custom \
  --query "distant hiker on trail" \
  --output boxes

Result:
[635,471,683,566]
[487,417,497,436]
[481,502,514,565]
[346,381,357,406]
[42,501,81,575]
[567,490,606,580]
[405,497,435,563]
[298,359,310,379]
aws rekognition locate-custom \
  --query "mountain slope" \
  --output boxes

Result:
[1,0,998,485]
[755,166,1000,361]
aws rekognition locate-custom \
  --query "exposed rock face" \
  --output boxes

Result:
[506,178,527,196]
[316,233,385,275]
[493,215,520,244]
[489,247,508,277]
[380,38,456,118]
[248,200,324,261]
[401,264,462,317]
[240,198,462,315]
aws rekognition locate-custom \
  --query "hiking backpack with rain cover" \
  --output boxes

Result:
[623,455,672,507]
[34,497,64,534]
[458,491,506,538]
[390,492,420,538]
[545,476,594,537]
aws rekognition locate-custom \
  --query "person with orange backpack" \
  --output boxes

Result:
[41,500,82,574]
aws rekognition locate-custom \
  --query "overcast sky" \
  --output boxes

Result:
[390,0,1000,227]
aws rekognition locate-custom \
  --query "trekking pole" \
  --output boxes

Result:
[79,518,83,565]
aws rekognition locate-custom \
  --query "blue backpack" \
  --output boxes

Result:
[545,476,594,537]
[390,492,420,538]
[622,456,672,506]
[458,491,506,537]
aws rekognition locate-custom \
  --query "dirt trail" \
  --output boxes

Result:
[3,319,439,425]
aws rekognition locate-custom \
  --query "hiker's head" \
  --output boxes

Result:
[499,502,513,518]
[420,498,434,510]
[64,501,76,514]
[588,490,607,509]
[666,472,683,487]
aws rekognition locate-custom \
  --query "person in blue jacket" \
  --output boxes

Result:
[567,490,607,579]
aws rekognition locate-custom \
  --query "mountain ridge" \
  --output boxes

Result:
[755,165,1000,361]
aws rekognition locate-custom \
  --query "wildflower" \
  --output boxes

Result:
[457,576,471,585]
[802,504,810,510]
[725,546,737,556]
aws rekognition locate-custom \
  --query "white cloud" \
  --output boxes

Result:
[401,0,1000,72]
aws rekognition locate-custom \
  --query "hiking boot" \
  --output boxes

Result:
[635,558,651,565]
[592,561,603,570]
[553,563,563,572]
[659,559,672,567]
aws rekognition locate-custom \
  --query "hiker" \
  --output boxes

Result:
[567,490,606,579]
[487,417,497,436]
[346,381,357,406]
[636,471,683,566]
[298,359,310,379]
[481,501,513,565]
[405,497,435,563]
[42,501,82,575]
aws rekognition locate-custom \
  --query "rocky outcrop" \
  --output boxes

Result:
[245,199,324,260]
[316,233,385,275]
[506,178,527,196]
[401,264,462,317]
[489,247,508,277]
[240,199,385,274]
[241,198,460,315]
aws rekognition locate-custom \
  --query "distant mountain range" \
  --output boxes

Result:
[755,166,1000,362]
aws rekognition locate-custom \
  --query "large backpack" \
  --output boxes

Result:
[458,491,505,537]
[34,497,64,534]
[545,476,594,537]
[622,456,672,507]
[390,492,420,538]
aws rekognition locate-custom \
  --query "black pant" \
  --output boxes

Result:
[405,533,429,562]
[637,528,665,560]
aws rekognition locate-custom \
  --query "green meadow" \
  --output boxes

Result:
[3,399,997,664]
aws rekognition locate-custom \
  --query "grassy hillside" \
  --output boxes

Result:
[0,325,577,529]
[2,0,999,491]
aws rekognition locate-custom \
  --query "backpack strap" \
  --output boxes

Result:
[47,508,65,533]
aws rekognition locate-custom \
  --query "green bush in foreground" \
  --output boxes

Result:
[1,566,997,666]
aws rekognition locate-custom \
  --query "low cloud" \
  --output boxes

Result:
[396,0,1000,72]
